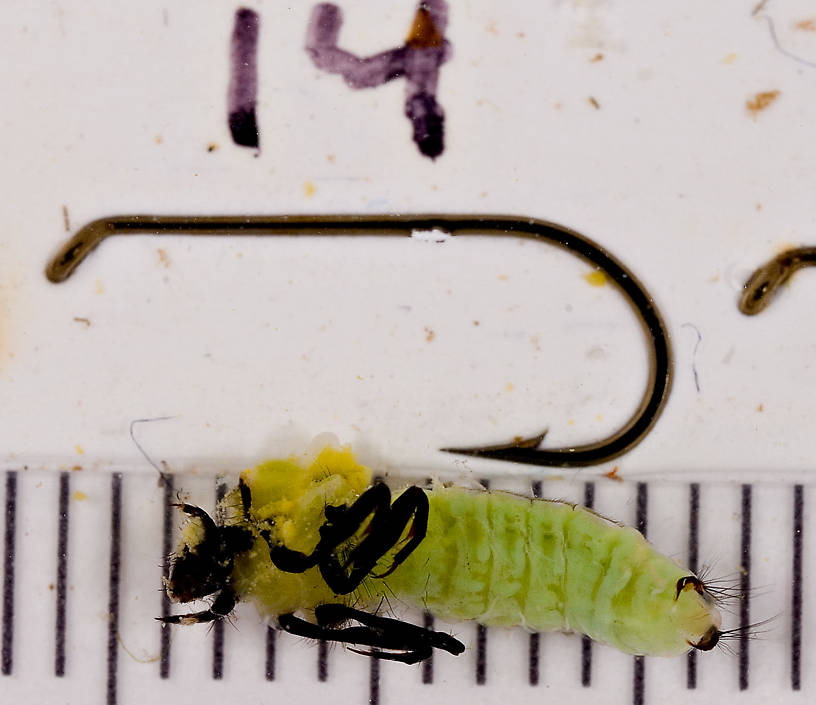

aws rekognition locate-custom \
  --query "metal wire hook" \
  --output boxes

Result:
[739,247,816,315]
[45,213,672,467]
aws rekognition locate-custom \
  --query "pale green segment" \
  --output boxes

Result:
[375,486,699,656]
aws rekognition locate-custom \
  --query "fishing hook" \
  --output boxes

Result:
[45,214,671,467]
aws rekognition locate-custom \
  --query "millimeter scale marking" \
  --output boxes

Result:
[106,473,122,705]
[2,471,16,676]
[633,483,647,705]
[0,470,807,704]
[686,483,700,690]
[792,484,804,691]
[55,472,69,677]
[740,485,752,691]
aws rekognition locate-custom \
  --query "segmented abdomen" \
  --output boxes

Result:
[382,486,671,646]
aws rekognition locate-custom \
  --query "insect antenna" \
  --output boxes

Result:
[716,615,778,654]
[700,572,770,609]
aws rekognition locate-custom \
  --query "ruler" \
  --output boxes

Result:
[1,469,807,705]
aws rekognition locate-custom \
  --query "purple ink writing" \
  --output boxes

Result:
[228,8,261,149]
[306,1,451,159]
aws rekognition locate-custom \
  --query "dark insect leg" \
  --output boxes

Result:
[159,589,237,625]
[318,485,429,591]
[262,483,430,594]
[369,486,428,578]
[261,483,392,577]
[277,603,464,664]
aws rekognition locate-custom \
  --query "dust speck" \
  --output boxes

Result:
[746,90,779,117]
[604,466,623,482]
[583,270,607,287]
[72,490,88,501]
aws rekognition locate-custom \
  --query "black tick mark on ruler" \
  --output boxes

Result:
[739,484,752,691]
[55,472,70,677]
[212,481,227,680]
[160,472,174,679]
[791,484,803,691]
[2,471,17,677]
[107,474,122,705]
[475,479,489,685]
[686,483,700,690]
[632,483,648,705]
[581,482,595,688]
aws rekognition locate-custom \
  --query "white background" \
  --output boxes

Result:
[1,0,815,702]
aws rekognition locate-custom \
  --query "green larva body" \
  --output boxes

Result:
[174,446,721,658]
[380,486,716,656]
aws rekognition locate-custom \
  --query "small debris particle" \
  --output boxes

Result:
[486,20,498,35]
[303,180,316,197]
[473,320,480,326]
[795,18,816,31]
[604,466,623,482]
[590,53,604,62]
[206,142,219,152]
[74,444,85,455]
[157,248,170,268]
[568,419,575,426]
[155,135,163,145]
[405,5,444,47]
[505,382,514,392]
[424,327,435,342]
[756,203,762,211]
[516,32,525,38]
[72,490,88,502]
[62,205,71,232]
[49,583,55,591]
[95,280,105,295]
[751,0,769,15]
[498,274,509,281]
[746,90,780,117]
[327,154,336,163]
[758,403,764,412]
[588,96,600,109]
[71,465,82,472]
[583,270,607,287]
[73,317,91,327]
[722,52,737,64]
